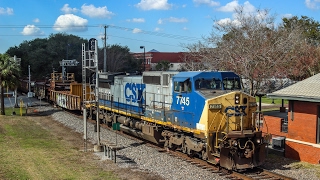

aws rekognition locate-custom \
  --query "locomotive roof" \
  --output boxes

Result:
[173,71,239,81]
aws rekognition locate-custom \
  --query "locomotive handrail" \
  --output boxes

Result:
[207,110,220,151]
[208,110,220,130]
[215,113,226,149]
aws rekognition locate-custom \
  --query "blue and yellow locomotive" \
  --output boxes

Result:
[91,71,266,170]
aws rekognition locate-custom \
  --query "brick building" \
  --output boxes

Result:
[132,50,186,71]
[263,73,320,164]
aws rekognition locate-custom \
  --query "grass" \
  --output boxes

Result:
[265,154,320,179]
[0,114,118,180]
[2,107,26,116]
[290,161,320,178]
[256,96,288,105]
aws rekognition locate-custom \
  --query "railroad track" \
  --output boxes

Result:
[60,108,296,180]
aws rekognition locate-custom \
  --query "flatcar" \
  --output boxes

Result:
[48,72,92,110]
[86,71,267,170]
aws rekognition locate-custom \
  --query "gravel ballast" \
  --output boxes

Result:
[36,106,319,180]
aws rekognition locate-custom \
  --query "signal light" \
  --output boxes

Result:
[235,94,240,104]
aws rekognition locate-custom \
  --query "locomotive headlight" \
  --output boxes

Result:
[235,94,240,104]
[256,138,261,144]
[232,140,238,146]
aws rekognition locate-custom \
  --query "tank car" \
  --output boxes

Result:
[88,71,266,170]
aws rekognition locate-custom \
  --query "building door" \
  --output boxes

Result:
[317,106,320,144]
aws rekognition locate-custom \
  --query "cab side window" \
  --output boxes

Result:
[174,81,180,92]
[174,80,191,93]
[184,80,192,92]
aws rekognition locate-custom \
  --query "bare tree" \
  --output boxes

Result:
[184,6,305,95]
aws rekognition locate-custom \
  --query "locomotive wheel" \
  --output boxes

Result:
[182,144,187,154]
[202,150,208,160]
[169,144,177,151]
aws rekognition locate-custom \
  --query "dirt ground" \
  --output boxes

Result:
[29,109,164,180]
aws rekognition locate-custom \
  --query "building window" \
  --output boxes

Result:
[163,74,168,86]
[281,118,288,133]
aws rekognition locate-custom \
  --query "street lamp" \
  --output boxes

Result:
[140,46,145,71]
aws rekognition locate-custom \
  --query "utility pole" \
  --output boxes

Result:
[103,25,108,72]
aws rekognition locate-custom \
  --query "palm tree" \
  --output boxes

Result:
[0,54,21,115]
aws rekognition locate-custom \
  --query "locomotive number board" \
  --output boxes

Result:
[209,104,222,110]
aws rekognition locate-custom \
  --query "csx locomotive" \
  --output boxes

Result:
[86,70,266,170]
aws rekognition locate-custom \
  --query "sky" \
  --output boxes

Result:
[1,0,320,54]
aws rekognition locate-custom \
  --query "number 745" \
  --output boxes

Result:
[176,96,190,106]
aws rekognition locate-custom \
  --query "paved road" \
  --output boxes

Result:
[2,92,49,108]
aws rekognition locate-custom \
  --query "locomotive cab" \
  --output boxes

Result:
[171,71,266,170]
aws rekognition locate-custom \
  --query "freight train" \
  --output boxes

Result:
[84,70,267,170]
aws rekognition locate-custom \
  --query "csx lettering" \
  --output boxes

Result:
[225,106,247,117]
[125,83,145,103]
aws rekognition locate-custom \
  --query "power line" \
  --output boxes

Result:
[0,24,202,42]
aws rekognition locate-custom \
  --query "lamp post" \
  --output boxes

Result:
[140,46,145,71]
[66,43,70,60]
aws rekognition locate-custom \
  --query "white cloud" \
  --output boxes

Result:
[53,14,88,32]
[217,0,255,13]
[81,4,114,18]
[217,0,239,12]
[154,27,162,31]
[305,0,320,9]
[135,0,173,10]
[0,7,13,15]
[182,27,188,30]
[132,28,142,33]
[168,17,188,23]
[213,0,266,28]
[282,14,293,19]
[127,18,145,23]
[182,4,187,8]
[158,17,188,24]
[242,1,255,13]
[215,18,240,27]
[21,25,45,36]
[61,4,78,14]
[193,0,219,7]
[33,18,40,23]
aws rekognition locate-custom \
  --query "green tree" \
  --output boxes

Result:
[155,60,170,71]
[281,16,320,80]
[282,16,320,45]
[6,33,87,82]
[98,44,138,72]
[0,54,21,115]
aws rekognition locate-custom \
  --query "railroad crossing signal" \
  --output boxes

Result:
[59,59,79,82]
[59,59,79,66]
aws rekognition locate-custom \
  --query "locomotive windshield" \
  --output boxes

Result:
[222,77,241,90]
[195,78,222,90]
[195,77,241,90]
